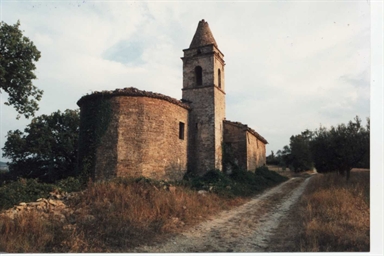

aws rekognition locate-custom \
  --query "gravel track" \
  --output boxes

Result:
[133,175,313,253]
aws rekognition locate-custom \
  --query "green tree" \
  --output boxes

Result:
[276,145,292,169]
[310,116,370,180]
[289,130,313,172]
[2,109,79,182]
[0,20,42,119]
[266,150,279,165]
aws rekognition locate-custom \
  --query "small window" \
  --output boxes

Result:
[179,122,185,140]
[218,68,221,88]
[195,66,202,86]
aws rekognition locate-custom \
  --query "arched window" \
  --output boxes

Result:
[195,66,202,86]
[218,68,221,88]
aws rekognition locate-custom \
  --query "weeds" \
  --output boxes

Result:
[0,211,66,253]
[188,166,288,198]
[298,171,370,252]
[0,177,83,211]
[0,179,56,210]
[0,167,287,252]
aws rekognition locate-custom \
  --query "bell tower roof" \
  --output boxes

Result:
[189,19,218,49]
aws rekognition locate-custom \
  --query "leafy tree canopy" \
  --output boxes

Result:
[310,116,370,180]
[2,109,79,182]
[0,20,42,119]
[273,116,369,180]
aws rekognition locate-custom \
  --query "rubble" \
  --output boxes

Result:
[0,190,84,225]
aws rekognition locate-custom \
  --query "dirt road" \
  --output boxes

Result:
[133,174,314,253]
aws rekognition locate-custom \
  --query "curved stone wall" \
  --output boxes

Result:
[77,88,189,181]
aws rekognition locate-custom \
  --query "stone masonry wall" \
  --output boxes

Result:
[246,131,267,171]
[214,87,225,170]
[223,121,267,171]
[223,121,247,171]
[183,86,216,174]
[182,43,225,175]
[94,97,119,180]
[117,96,189,180]
[77,88,189,181]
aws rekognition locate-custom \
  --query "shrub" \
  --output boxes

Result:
[55,176,84,193]
[188,167,288,198]
[0,179,56,210]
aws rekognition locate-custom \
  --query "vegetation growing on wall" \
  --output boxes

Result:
[77,97,113,181]
[222,142,241,173]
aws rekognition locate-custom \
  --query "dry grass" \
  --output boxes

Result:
[63,179,245,252]
[0,211,67,253]
[298,172,370,252]
[0,178,246,252]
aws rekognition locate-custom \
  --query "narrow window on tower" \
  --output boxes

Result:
[179,122,185,140]
[218,68,221,88]
[195,66,202,86]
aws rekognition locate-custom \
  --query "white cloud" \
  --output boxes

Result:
[0,1,371,161]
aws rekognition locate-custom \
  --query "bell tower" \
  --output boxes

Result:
[181,19,226,174]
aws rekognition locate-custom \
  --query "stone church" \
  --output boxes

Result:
[77,20,268,181]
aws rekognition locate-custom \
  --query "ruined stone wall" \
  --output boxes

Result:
[77,96,119,180]
[77,88,189,181]
[214,87,225,170]
[182,44,225,174]
[94,98,120,180]
[213,50,225,91]
[117,96,189,180]
[223,121,267,172]
[223,121,247,171]
[183,87,216,174]
[183,45,215,89]
[246,131,267,171]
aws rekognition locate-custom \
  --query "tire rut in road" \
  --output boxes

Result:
[133,176,312,253]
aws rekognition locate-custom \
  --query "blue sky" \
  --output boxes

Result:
[0,1,377,162]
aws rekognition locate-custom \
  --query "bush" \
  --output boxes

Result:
[0,179,56,210]
[0,175,86,210]
[55,176,84,193]
[187,167,288,198]
[255,166,288,183]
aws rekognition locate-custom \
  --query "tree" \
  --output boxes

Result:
[2,109,79,182]
[0,21,42,119]
[266,150,279,165]
[288,130,313,172]
[276,145,292,169]
[310,116,370,180]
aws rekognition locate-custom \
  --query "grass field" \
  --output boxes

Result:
[297,171,370,252]
[0,168,287,252]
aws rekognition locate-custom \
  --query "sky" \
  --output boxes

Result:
[0,1,377,162]
[0,1,383,252]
